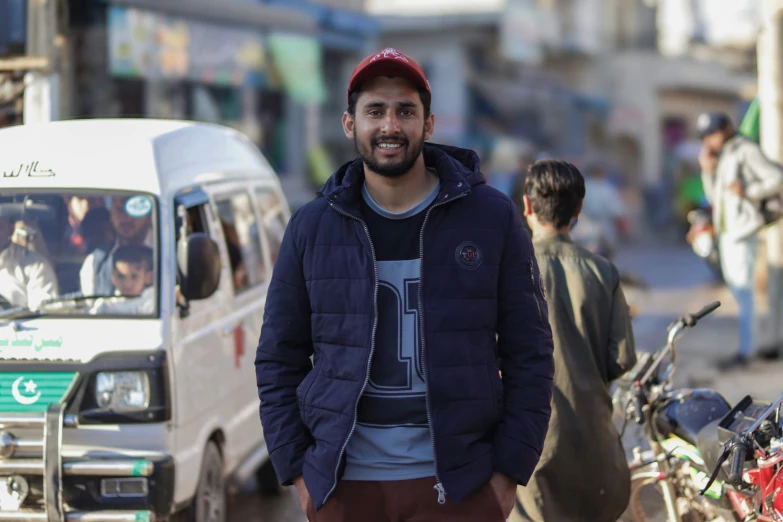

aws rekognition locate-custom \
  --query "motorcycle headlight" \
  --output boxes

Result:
[95,372,150,411]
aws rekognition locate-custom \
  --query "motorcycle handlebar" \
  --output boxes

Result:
[727,442,747,487]
[683,301,721,327]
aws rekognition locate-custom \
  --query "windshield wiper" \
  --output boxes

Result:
[37,294,137,307]
[0,306,42,323]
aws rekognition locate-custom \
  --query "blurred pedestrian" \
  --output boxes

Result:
[697,111,783,369]
[515,159,637,522]
[255,47,554,522]
[571,161,629,260]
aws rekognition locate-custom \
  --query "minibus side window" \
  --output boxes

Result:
[254,187,287,266]
[214,192,265,293]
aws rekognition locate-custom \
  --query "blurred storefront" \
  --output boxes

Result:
[71,0,313,176]
[69,0,376,190]
[375,3,613,171]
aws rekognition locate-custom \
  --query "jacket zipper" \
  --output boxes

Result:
[528,259,543,322]
[323,200,379,507]
[419,192,467,505]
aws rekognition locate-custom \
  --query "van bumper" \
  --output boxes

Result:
[0,406,175,521]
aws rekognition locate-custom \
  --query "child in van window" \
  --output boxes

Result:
[91,245,155,315]
[112,245,153,296]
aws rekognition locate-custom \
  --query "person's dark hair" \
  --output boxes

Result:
[80,207,112,252]
[524,159,586,228]
[113,244,153,272]
[347,80,431,118]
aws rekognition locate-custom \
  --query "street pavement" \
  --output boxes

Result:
[615,243,783,405]
[226,480,305,522]
[230,242,778,522]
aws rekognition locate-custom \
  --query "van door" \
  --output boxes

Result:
[210,187,270,466]
[169,188,237,500]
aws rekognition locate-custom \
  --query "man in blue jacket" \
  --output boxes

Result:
[255,48,554,522]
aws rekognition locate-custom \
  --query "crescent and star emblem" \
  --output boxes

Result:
[11,377,41,406]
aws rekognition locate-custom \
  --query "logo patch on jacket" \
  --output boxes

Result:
[455,241,482,270]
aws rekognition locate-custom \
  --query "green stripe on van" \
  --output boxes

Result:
[0,372,77,412]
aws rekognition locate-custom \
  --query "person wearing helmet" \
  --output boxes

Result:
[697,111,783,369]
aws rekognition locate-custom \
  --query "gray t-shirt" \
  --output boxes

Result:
[342,180,440,481]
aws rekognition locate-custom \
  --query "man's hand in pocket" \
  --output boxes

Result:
[294,475,310,514]
[489,472,517,519]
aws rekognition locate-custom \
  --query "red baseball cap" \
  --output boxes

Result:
[347,48,431,104]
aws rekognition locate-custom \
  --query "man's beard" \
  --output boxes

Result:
[355,131,425,178]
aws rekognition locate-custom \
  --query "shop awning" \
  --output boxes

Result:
[109,0,317,33]
[264,0,379,51]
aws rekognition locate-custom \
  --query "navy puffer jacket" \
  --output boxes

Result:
[255,144,554,510]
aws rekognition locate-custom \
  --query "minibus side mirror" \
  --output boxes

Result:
[177,233,222,302]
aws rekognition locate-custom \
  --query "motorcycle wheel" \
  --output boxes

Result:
[624,467,711,522]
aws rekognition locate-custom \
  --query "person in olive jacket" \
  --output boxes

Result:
[514,159,637,522]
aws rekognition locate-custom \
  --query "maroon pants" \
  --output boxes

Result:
[306,477,505,522]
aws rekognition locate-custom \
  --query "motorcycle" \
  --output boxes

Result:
[615,301,743,522]
[699,392,783,521]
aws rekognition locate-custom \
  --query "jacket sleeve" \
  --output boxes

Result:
[743,142,783,202]
[25,257,59,309]
[606,267,637,383]
[255,209,315,486]
[493,204,555,486]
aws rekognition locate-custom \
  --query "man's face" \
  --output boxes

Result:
[703,129,729,153]
[110,197,150,242]
[112,261,149,296]
[343,76,434,178]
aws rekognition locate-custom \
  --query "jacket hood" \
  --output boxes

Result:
[317,143,486,203]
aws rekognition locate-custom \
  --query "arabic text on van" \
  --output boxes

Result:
[3,162,55,178]
[0,333,63,352]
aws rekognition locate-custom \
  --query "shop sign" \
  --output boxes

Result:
[108,6,265,88]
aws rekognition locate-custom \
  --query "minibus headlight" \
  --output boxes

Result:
[95,371,150,410]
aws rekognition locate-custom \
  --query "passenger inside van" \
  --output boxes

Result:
[0,214,60,309]
[221,221,248,291]
[61,195,107,257]
[80,207,115,255]
[91,245,155,315]
[80,195,153,296]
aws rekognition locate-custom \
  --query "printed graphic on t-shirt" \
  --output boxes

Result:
[358,259,426,427]
[344,259,434,480]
